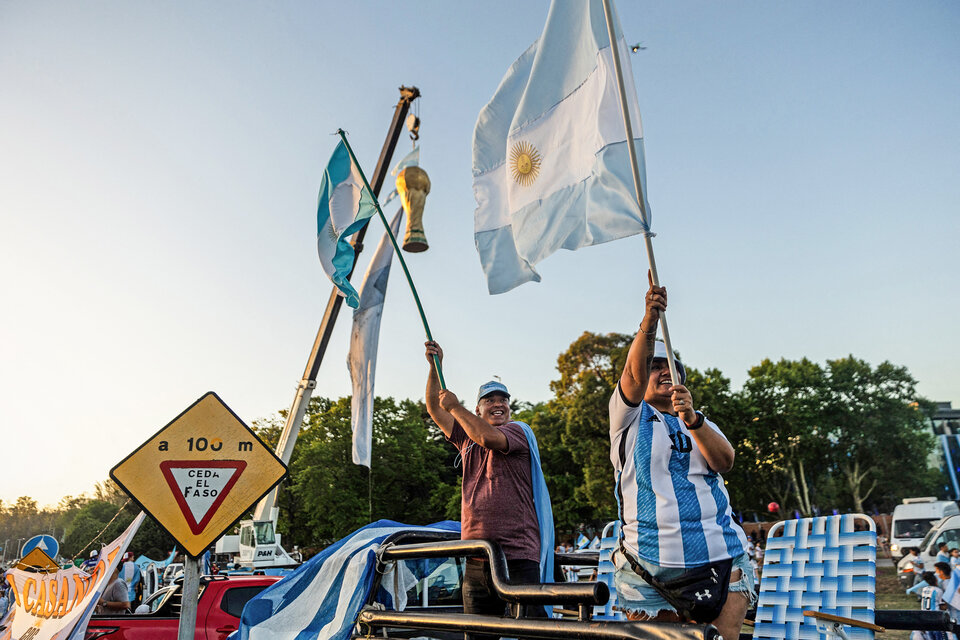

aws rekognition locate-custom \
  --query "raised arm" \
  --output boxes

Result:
[425,341,455,437]
[620,272,667,404]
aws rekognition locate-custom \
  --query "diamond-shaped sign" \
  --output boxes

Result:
[110,392,286,557]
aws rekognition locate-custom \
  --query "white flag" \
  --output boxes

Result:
[347,210,404,467]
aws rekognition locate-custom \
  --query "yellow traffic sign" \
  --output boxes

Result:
[110,392,286,557]
[16,547,59,573]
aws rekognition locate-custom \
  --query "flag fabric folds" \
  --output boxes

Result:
[237,520,460,640]
[348,210,404,467]
[316,140,378,308]
[472,0,652,294]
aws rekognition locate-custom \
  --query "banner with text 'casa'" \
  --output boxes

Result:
[0,512,145,640]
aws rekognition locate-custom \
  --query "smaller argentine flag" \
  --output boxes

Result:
[316,140,377,308]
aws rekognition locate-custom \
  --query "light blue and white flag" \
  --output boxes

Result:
[237,520,460,640]
[472,0,652,294]
[316,140,377,308]
[576,533,590,550]
[348,210,404,467]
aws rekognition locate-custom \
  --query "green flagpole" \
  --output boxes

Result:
[336,129,447,390]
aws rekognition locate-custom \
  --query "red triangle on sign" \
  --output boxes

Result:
[160,460,247,534]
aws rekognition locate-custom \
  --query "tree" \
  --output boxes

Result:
[283,396,458,546]
[547,331,633,524]
[740,358,833,516]
[822,356,938,512]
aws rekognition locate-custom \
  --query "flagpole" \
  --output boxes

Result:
[600,0,681,386]
[337,129,447,390]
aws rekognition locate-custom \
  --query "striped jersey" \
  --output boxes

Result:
[610,384,747,568]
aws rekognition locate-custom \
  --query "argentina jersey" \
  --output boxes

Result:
[610,385,747,568]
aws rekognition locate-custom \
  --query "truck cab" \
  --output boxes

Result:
[215,520,299,570]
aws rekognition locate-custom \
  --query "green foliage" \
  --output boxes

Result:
[282,396,459,546]
[1,346,940,555]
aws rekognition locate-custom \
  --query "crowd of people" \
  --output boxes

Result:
[898,545,960,640]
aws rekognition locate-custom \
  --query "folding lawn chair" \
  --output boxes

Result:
[754,514,884,640]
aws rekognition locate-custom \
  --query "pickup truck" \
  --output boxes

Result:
[83,574,278,640]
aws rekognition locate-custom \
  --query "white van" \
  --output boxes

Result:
[891,497,960,559]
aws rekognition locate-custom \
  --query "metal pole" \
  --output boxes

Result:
[176,555,201,640]
[599,0,681,385]
[253,85,420,523]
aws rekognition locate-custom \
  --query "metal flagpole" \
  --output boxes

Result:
[600,0,681,386]
[337,129,447,389]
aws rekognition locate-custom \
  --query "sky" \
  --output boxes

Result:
[1,1,958,508]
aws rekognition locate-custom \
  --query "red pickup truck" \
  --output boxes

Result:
[84,574,278,640]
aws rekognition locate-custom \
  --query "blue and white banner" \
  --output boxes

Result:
[316,140,377,308]
[237,520,460,640]
[472,0,652,294]
[348,210,404,467]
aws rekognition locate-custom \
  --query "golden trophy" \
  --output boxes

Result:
[395,165,431,253]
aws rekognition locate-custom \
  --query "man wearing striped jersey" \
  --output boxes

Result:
[609,275,754,640]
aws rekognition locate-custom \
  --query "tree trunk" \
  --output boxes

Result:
[843,459,877,514]
[789,459,814,516]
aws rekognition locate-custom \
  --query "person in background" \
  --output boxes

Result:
[912,548,927,586]
[934,563,952,591]
[120,552,140,606]
[936,543,951,565]
[949,549,960,571]
[81,549,99,572]
[97,566,131,614]
[900,548,922,589]
[907,572,946,640]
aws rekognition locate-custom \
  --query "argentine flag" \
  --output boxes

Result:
[472,0,652,294]
[316,140,377,308]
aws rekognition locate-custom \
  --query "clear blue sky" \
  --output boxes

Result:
[2,1,958,507]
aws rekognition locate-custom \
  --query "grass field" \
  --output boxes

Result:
[876,563,919,640]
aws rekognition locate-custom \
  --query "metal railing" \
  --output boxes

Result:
[361,532,719,640]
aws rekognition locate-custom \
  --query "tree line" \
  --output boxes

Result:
[2,331,941,558]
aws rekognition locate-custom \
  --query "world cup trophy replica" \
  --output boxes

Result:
[395,165,431,253]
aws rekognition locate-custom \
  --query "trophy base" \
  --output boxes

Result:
[403,231,428,253]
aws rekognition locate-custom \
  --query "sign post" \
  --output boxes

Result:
[110,392,287,639]
[178,555,202,640]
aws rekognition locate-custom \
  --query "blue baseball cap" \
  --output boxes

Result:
[477,381,510,403]
[653,341,686,385]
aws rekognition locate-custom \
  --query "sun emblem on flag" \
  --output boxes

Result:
[509,141,542,186]
[325,220,339,242]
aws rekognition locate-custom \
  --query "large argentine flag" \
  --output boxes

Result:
[317,140,377,308]
[236,520,460,640]
[348,209,404,467]
[473,0,652,294]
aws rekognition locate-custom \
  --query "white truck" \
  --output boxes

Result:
[890,497,960,560]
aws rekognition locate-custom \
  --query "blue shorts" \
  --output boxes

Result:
[613,550,757,618]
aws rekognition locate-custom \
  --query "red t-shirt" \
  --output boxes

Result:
[449,420,540,563]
